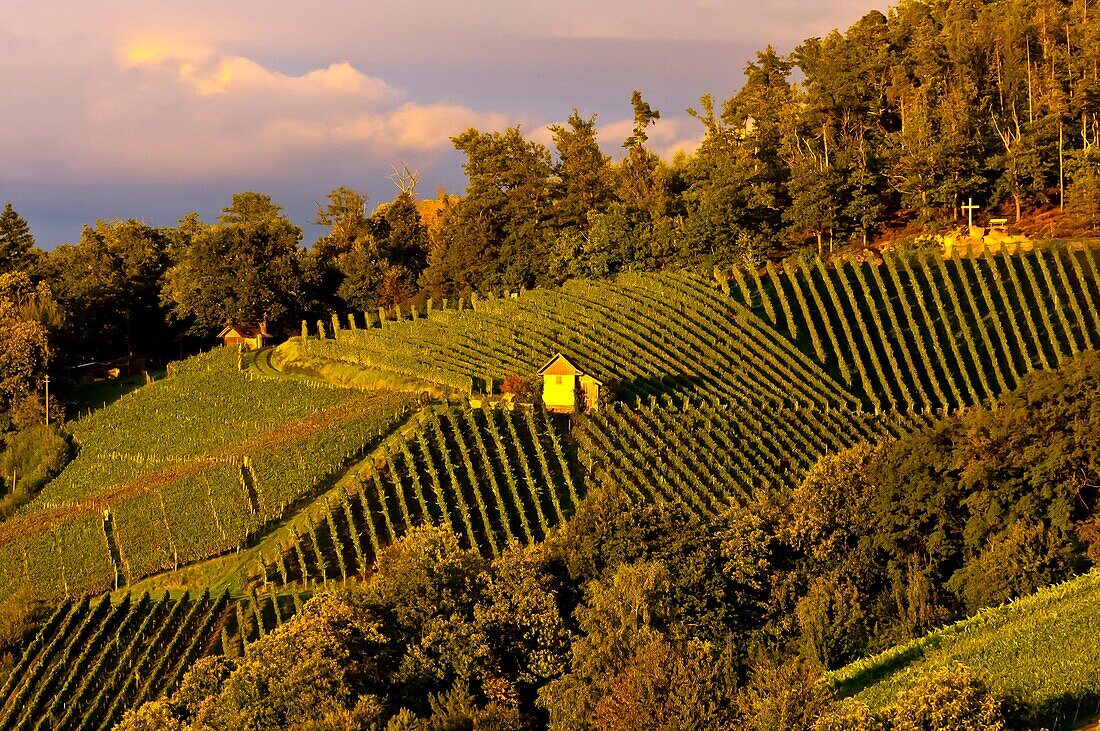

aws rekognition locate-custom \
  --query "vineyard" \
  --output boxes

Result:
[726,246,1100,411]
[830,567,1100,730]
[0,588,306,731]
[254,406,581,587]
[575,398,931,521]
[0,349,414,603]
[290,271,861,410]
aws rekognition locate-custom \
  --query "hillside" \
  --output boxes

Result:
[287,271,859,408]
[9,252,1093,604]
[829,569,1100,730]
[726,245,1100,411]
[0,349,414,603]
[0,588,308,731]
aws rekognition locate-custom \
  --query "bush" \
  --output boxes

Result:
[0,423,72,519]
[500,375,534,402]
[888,667,1006,731]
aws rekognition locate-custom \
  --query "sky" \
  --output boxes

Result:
[1,0,880,248]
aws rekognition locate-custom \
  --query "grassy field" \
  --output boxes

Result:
[829,569,1100,730]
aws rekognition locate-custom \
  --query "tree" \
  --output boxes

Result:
[162,193,305,333]
[314,187,370,260]
[735,655,834,731]
[549,110,614,233]
[1066,148,1100,229]
[617,91,667,221]
[0,273,53,421]
[44,219,168,359]
[0,204,38,275]
[422,127,553,292]
[334,191,429,312]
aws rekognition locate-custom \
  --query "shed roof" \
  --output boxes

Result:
[217,323,268,339]
[538,353,603,384]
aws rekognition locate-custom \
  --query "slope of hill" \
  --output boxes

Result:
[727,246,1100,411]
[0,588,307,731]
[828,568,1100,730]
[286,271,862,409]
[253,405,581,587]
[0,349,414,603]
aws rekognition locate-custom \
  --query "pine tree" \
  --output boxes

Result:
[0,204,38,274]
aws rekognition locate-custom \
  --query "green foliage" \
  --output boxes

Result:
[0,424,72,519]
[889,668,1006,731]
[422,127,553,292]
[0,273,52,418]
[162,193,305,332]
[735,655,834,731]
[44,219,169,361]
[0,205,39,276]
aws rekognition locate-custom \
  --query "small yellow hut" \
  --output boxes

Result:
[538,353,603,413]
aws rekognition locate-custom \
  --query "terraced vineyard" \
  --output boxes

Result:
[256,406,581,586]
[576,398,932,520]
[727,246,1100,411]
[0,349,414,603]
[294,271,862,410]
[256,397,935,590]
[0,588,306,731]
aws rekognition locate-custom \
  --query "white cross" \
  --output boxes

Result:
[962,197,981,229]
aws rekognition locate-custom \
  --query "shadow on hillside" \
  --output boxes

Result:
[617,374,708,404]
[831,644,930,699]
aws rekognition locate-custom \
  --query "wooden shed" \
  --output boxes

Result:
[217,323,270,350]
[538,353,603,413]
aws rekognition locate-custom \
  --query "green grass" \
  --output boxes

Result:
[58,370,167,416]
[829,569,1100,729]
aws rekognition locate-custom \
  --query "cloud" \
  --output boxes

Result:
[0,38,523,185]
[119,43,399,100]
[99,43,519,180]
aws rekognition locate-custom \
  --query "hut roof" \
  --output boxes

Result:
[538,353,603,384]
[217,323,268,339]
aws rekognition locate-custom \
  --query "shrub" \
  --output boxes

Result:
[500,375,534,401]
[888,667,1005,731]
[0,423,72,519]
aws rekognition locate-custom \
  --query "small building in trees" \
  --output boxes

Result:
[538,352,603,413]
[217,323,270,350]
